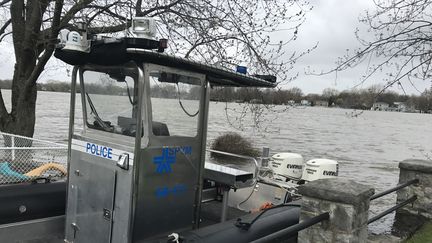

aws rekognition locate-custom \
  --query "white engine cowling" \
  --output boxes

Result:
[301,159,338,181]
[271,153,304,180]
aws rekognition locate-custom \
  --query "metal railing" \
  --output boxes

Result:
[370,179,419,201]
[0,132,68,184]
[368,179,419,224]
[206,149,259,184]
[368,195,417,224]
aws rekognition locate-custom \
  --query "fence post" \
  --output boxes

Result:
[297,178,374,243]
[397,159,432,219]
[11,136,15,161]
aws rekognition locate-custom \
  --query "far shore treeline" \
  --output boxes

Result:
[0,79,431,112]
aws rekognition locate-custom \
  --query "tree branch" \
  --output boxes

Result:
[138,0,183,17]
[25,48,54,89]
[87,3,126,22]
[0,19,11,39]
[59,0,94,28]
[24,1,62,88]
[0,32,11,41]
[185,36,237,58]
[377,57,429,96]
[50,0,64,35]
[88,22,130,34]
[135,0,143,16]
[23,0,49,48]
[0,0,11,7]
[22,0,63,90]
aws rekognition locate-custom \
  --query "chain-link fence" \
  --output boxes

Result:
[0,132,67,184]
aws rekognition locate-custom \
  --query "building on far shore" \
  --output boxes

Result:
[314,100,328,107]
[287,100,295,106]
[371,102,389,111]
[300,100,311,106]
[393,102,415,112]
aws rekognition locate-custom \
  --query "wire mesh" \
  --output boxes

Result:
[0,131,67,184]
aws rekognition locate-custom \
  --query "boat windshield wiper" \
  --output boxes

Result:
[85,92,113,132]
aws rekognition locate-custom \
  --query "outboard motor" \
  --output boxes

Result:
[270,153,339,183]
[270,153,303,181]
[301,159,339,181]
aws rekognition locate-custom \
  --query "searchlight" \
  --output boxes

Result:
[131,17,157,39]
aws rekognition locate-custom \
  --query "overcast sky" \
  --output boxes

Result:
[282,0,376,93]
[283,0,432,95]
[0,0,430,95]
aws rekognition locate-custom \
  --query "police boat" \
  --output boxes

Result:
[0,18,338,243]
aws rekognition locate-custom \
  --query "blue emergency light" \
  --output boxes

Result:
[236,66,247,74]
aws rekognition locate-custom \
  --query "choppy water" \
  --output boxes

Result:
[4,90,432,234]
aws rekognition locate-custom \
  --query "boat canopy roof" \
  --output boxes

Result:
[54,37,277,88]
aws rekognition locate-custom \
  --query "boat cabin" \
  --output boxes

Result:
[54,22,277,242]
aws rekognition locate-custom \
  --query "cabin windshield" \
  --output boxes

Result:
[83,70,139,137]
[149,70,202,137]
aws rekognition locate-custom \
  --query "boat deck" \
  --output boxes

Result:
[201,200,249,226]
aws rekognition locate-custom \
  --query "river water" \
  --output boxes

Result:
[4,90,432,234]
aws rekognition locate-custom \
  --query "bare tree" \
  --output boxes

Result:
[0,0,131,137]
[322,88,339,106]
[0,0,312,137]
[322,0,432,95]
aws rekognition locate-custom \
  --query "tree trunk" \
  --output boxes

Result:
[2,91,37,138]
[0,92,37,138]
[0,60,38,138]
[0,0,51,138]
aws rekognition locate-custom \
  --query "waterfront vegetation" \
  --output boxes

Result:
[210,132,260,159]
[404,222,432,243]
[211,86,432,113]
[1,79,429,113]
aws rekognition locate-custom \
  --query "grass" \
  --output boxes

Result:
[404,221,432,243]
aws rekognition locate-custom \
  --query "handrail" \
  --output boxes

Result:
[250,212,330,243]
[370,179,419,201]
[368,195,417,224]
[206,149,259,183]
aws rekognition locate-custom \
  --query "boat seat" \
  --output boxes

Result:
[152,121,170,136]
[117,116,170,136]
